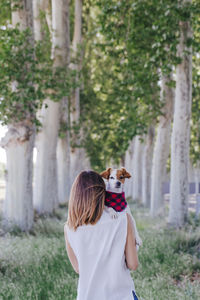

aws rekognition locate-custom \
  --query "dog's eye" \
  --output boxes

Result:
[110,176,114,179]
[119,176,124,179]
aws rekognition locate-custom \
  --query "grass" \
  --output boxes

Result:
[131,203,200,300]
[0,203,200,300]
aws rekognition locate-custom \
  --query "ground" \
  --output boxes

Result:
[0,202,200,300]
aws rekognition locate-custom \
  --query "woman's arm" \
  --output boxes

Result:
[125,213,139,271]
[64,227,79,274]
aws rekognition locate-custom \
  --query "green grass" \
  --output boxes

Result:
[131,203,200,300]
[0,204,200,300]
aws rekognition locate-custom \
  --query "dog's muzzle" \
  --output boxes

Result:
[115,181,121,188]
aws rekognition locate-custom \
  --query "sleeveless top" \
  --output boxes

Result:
[64,209,135,300]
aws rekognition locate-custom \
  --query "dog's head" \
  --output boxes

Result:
[100,167,131,192]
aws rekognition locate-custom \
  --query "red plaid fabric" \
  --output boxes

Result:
[105,191,127,212]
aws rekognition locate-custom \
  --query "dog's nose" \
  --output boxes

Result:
[116,181,121,187]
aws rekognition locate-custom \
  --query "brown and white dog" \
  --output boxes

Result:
[100,167,142,250]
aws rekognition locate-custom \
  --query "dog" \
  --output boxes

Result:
[100,167,142,250]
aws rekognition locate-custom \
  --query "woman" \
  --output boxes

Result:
[64,170,139,300]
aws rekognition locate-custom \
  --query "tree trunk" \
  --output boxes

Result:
[1,0,35,231]
[33,0,55,214]
[132,135,144,201]
[33,0,43,41]
[194,166,200,216]
[53,0,71,204]
[69,0,90,187]
[34,101,59,213]
[1,124,35,231]
[57,130,71,204]
[70,0,82,134]
[57,93,71,202]
[150,73,174,216]
[33,0,52,39]
[34,0,69,213]
[168,3,192,227]
[142,126,155,208]
[124,138,135,198]
[12,0,34,32]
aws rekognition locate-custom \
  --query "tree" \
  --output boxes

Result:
[124,138,135,198]
[34,0,71,213]
[132,135,144,201]
[57,0,71,204]
[82,0,179,171]
[168,0,192,227]
[150,73,174,216]
[0,0,35,231]
[69,0,90,186]
[142,125,155,208]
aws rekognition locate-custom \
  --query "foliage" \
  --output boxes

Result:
[190,6,200,166]
[0,23,76,128]
[0,27,42,126]
[0,0,11,25]
[0,0,199,169]
[191,56,200,166]
[79,0,199,170]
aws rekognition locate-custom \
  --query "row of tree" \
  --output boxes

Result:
[0,0,199,231]
[83,0,200,227]
[0,0,89,231]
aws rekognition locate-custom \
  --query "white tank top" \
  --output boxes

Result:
[64,209,135,300]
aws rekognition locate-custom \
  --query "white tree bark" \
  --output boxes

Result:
[33,0,43,41]
[194,167,200,194]
[142,126,155,208]
[12,0,34,31]
[124,138,135,198]
[132,135,145,201]
[150,74,174,216]
[70,0,82,130]
[1,125,35,231]
[1,0,35,231]
[70,0,82,184]
[194,166,200,216]
[34,0,69,213]
[54,0,71,204]
[168,2,192,227]
[33,0,52,40]
[57,130,71,204]
[51,0,69,66]
[70,0,90,187]
[34,101,59,213]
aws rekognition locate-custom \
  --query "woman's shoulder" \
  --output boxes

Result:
[64,222,70,236]
[64,209,127,233]
[64,222,75,237]
[99,209,127,225]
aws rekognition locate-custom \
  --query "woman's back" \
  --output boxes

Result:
[65,209,135,300]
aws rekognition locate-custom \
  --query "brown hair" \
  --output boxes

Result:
[67,170,106,230]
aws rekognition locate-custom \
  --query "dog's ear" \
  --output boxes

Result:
[100,168,112,179]
[121,167,131,178]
